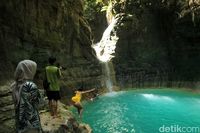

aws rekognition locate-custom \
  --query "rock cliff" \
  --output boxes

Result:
[0,82,92,133]
[0,0,99,132]
[91,0,200,88]
[0,81,15,133]
[0,0,102,88]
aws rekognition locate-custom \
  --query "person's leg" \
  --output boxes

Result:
[49,100,54,116]
[79,107,83,119]
[54,100,58,117]
[47,91,54,116]
[51,100,56,117]
[75,103,83,118]
[53,91,60,117]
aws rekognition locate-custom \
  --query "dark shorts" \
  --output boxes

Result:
[46,91,61,101]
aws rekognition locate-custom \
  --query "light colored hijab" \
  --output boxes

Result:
[11,60,37,107]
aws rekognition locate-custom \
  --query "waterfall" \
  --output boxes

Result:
[92,17,119,92]
[104,62,113,92]
[92,17,119,63]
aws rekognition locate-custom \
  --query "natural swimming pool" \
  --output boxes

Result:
[80,89,200,133]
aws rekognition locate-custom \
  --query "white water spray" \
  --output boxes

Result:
[92,17,119,63]
[92,17,119,92]
[105,62,113,92]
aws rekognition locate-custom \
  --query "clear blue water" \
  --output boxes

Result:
[81,89,200,133]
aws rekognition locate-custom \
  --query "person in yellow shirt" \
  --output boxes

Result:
[71,88,95,118]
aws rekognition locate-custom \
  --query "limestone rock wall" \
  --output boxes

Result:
[0,0,102,88]
[110,0,200,88]
[0,82,15,133]
[0,81,92,133]
[0,0,100,132]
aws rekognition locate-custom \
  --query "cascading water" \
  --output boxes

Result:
[104,62,113,92]
[92,17,119,92]
[92,17,119,63]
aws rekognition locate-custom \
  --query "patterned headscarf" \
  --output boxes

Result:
[11,60,37,106]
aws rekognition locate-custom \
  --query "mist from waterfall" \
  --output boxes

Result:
[92,17,119,92]
[105,62,113,92]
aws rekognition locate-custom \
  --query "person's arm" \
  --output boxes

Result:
[43,69,50,91]
[81,88,96,94]
[29,82,41,107]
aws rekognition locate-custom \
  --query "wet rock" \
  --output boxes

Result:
[0,82,15,133]
[0,119,15,133]
[0,85,11,97]
[41,102,92,133]
[0,95,13,107]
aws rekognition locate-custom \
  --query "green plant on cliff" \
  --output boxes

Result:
[84,0,103,21]
[96,0,110,12]
[83,0,115,16]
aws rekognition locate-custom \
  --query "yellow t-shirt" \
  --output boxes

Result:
[72,91,82,103]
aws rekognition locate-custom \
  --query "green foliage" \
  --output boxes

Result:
[96,0,110,5]
[101,5,108,12]
[83,0,103,21]
[96,0,103,4]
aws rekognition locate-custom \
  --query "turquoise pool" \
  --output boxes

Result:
[81,89,200,133]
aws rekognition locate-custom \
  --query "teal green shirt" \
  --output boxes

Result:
[45,66,61,91]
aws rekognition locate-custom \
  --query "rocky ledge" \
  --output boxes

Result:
[0,82,92,133]
[41,102,92,133]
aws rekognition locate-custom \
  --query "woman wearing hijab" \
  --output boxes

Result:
[11,60,42,133]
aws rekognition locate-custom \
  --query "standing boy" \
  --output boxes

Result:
[45,56,61,118]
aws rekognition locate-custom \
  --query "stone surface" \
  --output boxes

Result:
[0,119,15,133]
[0,82,92,133]
[40,102,92,133]
[0,82,15,133]
[0,0,102,89]
[83,0,200,88]
[105,0,200,88]
[0,84,12,96]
